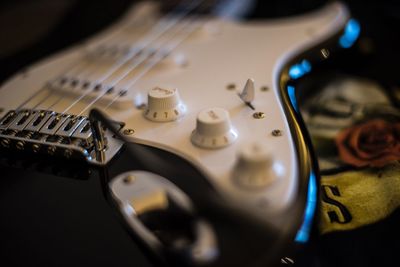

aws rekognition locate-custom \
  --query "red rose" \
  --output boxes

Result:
[335,119,400,167]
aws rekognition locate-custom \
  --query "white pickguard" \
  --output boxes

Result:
[0,2,349,222]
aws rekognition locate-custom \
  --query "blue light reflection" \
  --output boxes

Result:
[339,19,360,48]
[288,59,312,79]
[295,171,317,243]
[287,85,298,112]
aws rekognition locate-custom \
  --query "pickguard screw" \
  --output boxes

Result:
[260,86,269,92]
[123,129,135,135]
[226,83,236,90]
[272,129,283,136]
[321,48,330,59]
[281,257,295,265]
[253,112,265,119]
[123,175,136,184]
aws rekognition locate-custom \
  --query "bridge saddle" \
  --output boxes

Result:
[0,109,123,165]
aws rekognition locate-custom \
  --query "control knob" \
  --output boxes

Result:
[144,87,185,122]
[232,141,274,189]
[191,107,237,149]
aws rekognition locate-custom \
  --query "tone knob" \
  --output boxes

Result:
[191,107,237,149]
[232,141,274,189]
[144,87,186,122]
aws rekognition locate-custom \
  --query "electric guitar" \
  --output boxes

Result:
[0,1,359,266]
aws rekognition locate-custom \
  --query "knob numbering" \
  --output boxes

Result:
[144,87,185,122]
[191,107,237,149]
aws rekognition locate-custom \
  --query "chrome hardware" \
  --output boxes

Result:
[73,119,93,146]
[123,128,135,135]
[0,109,123,166]
[0,111,18,130]
[253,112,265,119]
[8,110,35,131]
[15,131,34,150]
[40,114,69,135]
[25,111,54,132]
[56,116,86,137]
[272,129,283,137]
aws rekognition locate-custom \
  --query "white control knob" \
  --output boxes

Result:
[144,87,185,122]
[232,141,274,189]
[191,107,237,149]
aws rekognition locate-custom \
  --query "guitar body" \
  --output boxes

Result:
[0,1,355,266]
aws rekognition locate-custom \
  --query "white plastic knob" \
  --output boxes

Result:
[144,87,185,122]
[232,141,274,189]
[191,107,237,149]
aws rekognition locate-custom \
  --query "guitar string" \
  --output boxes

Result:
[57,30,139,83]
[30,35,144,111]
[15,0,197,111]
[34,0,203,114]
[59,19,164,86]
[15,46,98,111]
[73,12,193,87]
[61,18,191,114]
[34,54,105,110]
[14,51,93,111]
[15,1,185,111]
[74,24,192,115]
[77,15,204,116]
[91,3,212,112]
[103,17,204,111]
[28,29,147,111]
[86,0,206,88]
[61,0,204,115]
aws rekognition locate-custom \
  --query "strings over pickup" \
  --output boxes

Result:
[0,110,123,165]
[49,78,133,109]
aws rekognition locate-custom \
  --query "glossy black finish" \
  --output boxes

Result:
[0,142,287,267]
[0,152,152,267]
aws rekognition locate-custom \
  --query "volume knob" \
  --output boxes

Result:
[144,87,186,122]
[232,141,274,189]
[191,107,237,149]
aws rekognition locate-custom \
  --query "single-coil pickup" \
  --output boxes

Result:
[86,44,135,62]
[48,77,132,109]
[86,44,170,63]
